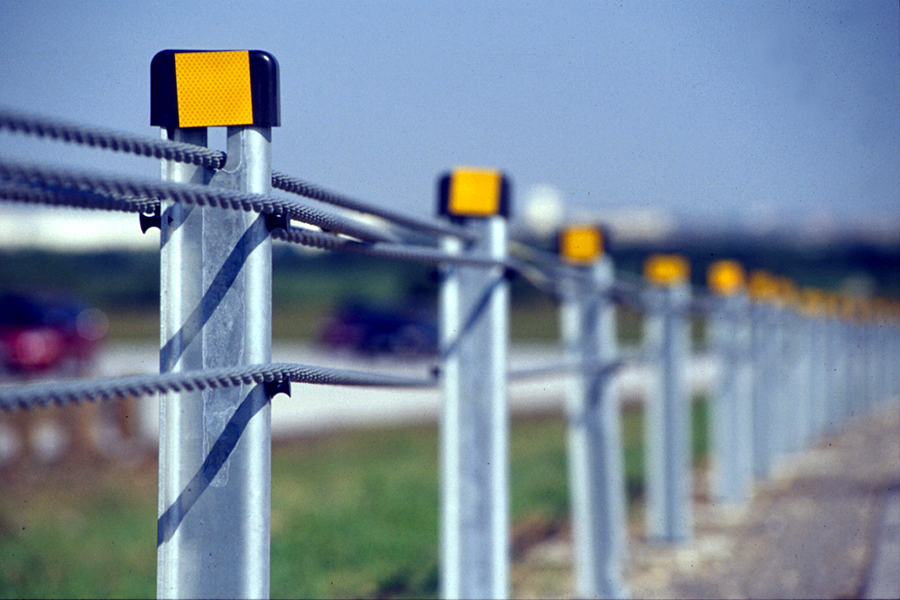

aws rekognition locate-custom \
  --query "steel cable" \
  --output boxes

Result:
[0,362,437,413]
[0,107,226,169]
[0,108,477,242]
[271,171,477,241]
[273,225,509,269]
[0,158,399,244]
[0,181,158,214]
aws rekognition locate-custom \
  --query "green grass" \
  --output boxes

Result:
[0,400,709,599]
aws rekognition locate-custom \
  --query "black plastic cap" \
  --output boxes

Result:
[151,49,280,128]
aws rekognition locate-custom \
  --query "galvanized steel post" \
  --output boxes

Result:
[642,254,692,542]
[558,225,628,599]
[770,286,792,467]
[437,168,511,600]
[152,50,280,600]
[748,271,780,480]
[802,290,829,442]
[706,261,754,505]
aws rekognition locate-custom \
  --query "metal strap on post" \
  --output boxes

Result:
[642,254,692,542]
[437,168,511,600]
[152,49,279,600]
[558,225,629,599]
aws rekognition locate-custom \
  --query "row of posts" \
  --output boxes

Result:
[154,149,900,600]
[438,193,900,599]
[150,50,900,599]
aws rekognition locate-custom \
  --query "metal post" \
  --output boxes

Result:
[839,298,857,421]
[558,226,628,599]
[706,261,753,505]
[806,297,829,442]
[643,255,692,543]
[438,169,510,600]
[748,272,780,480]
[824,296,843,429]
[157,125,273,600]
[151,49,280,600]
[780,303,807,456]
[794,307,815,449]
[769,300,791,467]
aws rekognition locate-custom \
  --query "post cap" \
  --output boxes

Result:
[776,277,799,306]
[799,288,826,316]
[644,254,689,286]
[707,260,745,296]
[558,224,606,265]
[748,270,781,303]
[437,168,510,219]
[151,50,280,128]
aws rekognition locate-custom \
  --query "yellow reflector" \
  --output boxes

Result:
[748,271,780,302]
[707,260,745,296]
[448,168,502,217]
[560,226,603,264]
[644,254,689,286]
[799,288,826,315]
[175,51,253,127]
[776,277,799,306]
[823,293,840,317]
[839,295,857,319]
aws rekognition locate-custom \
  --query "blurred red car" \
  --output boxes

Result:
[0,292,107,377]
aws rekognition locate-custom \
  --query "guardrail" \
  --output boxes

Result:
[2,49,899,600]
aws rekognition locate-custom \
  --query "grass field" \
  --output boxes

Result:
[0,401,708,599]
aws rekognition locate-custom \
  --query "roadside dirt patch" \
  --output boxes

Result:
[513,400,900,599]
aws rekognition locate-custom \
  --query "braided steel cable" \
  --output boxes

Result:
[0,158,399,244]
[509,239,642,303]
[0,108,477,242]
[507,360,576,381]
[276,225,604,301]
[507,357,629,382]
[0,181,158,214]
[690,291,720,315]
[0,107,226,169]
[271,171,477,241]
[273,225,509,268]
[0,362,437,413]
[610,276,647,311]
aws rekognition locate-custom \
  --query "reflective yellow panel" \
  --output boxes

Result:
[707,260,745,296]
[644,254,689,286]
[175,51,253,127]
[561,226,603,264]
[448,168,502,216]
[748,271,780,303]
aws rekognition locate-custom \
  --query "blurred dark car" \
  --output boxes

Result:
[317,301,438,358]
[0,292,107,377]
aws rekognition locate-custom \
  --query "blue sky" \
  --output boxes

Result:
[1,0,898,243]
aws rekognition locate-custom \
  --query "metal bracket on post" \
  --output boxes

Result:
[558,225,629,599]
[642,254,692,543]
[151,49,280,600]
[437,167,511,600]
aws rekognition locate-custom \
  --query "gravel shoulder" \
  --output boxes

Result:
[513,399,900,599]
